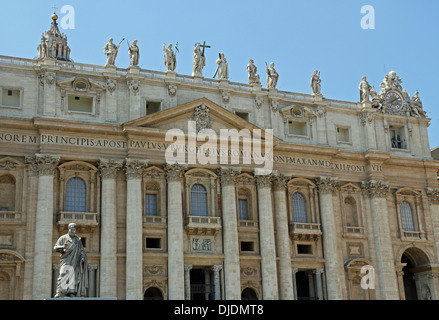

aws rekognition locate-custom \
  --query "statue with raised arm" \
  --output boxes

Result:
[192,43,206,76]
[104,37,120,67]
[311,70,321,95]
[53,223,88,298]
[163,43,176,72]
[266,62,279,89]
[128,39,139,66]
[359,76,372,102]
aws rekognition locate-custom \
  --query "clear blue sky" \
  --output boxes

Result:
[1,0,438,149]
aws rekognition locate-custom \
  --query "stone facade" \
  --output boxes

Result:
[0,14,438,300]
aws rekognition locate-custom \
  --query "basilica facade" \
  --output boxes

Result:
[0,13,439,301]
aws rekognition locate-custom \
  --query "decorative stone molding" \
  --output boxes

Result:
[271,100,279,113]
[426,188,439,204]
[124,159,148,180]
[256,174,273,189]
[221,91,230,104]
[35,154,60,176]
[217,166,241,186]
[45,72,56,86]
[144,265,165,276]
[98,159,123,179]
[241,266,258,277]
[359,110,374,126]
[168,84,177,97]
[128,79,140,96]
[272,173,289,191]
[190,103,212,132]
[316,177,339,194]
[361,180,390,198]
[106,79,117,94]
[164,163,187,182]
[255,96,263,110]
[25,156,39,176]
[211,265,223,272]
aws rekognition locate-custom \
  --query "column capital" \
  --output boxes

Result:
[88,263,98,271]
[217,166,241,186]
[255,174,273,189]
[125,158,148,180]
[211,264,223,272]
[427,188,439,204]
[184,264,193,272]
[361,179,390,198]
[316,176,339,194]
[99,159,124,179]
[314,268,324,275]
[292,267,298,274]
[165,163,187,182]
[35,154,60,176]
[25,155,39,176]
[272,173,290,191]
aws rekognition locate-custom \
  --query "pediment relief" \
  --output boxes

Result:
[280,104,326,122]
[57,76,106,92]
[0,157,25,170]
[394,187,420,197]
[123,98,277,143]
[340,182,361,193]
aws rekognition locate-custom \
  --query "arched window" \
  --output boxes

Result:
[344,197,358,227]
[0,175,15,211]
[65,177,86,212]
[144,287,164,300]
[191,184,208,216]
[400,201,415,231]
[292,192,307,223]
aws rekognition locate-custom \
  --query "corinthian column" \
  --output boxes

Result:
[218,167,241,300]
[272,174,294,300]
[361,180,399,299]
[427,188,439,263]
[125,159,148,300]
[256,174,279,299]
[316,177,344,300]
[165,164,187,300]
[32,154,60,300]
[99,159,123,298]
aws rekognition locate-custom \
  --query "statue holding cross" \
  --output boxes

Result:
[193,41,210,77]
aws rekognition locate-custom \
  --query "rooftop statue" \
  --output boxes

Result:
[266,62,279,89]
[247,59,261,85]
[163,43,177,72]
[359,76,372,102]
[104,38,120,67]
[310,70,322,95]
[128,40,140,67]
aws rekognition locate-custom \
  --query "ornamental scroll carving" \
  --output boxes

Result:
[217,167,241,186]
[125,159,148,179]
[361,180,390,198]
[316,177,339,194]
[427,188,439,204]
[164,163,187,182]
[191,103,212,132]
[99,159,123,179]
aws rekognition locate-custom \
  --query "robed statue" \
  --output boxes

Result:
[128,39,140,66]
[104,37,120,67]
[53,223,88,298]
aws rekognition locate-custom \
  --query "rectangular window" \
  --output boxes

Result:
[336,127,350,143]
[2,88,20,107]
[145,194,157,216]
[297,244,312,254]
[146,101,161,115]
[68,95,93,113]
[240,241,254,252]
[146,237,161,249]
[238,199,248,220]
[390,126,407,149]
[288,121,307,136]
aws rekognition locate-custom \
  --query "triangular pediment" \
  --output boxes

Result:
[123,98,277,142]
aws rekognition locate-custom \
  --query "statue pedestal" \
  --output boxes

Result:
[361,101,372,108]
[313,93,323,102]
[128,66,141,75]
[251,84,262,92]
[165,70,177,80]
[104,65,117,74]
[218,80,229,87]
[192,73,203,84]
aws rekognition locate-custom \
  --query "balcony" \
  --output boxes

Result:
[342,226,367,238]
[184,216,222,236]
[57,211,99,232]
[289,222,322,241]
[0,211,22,225]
